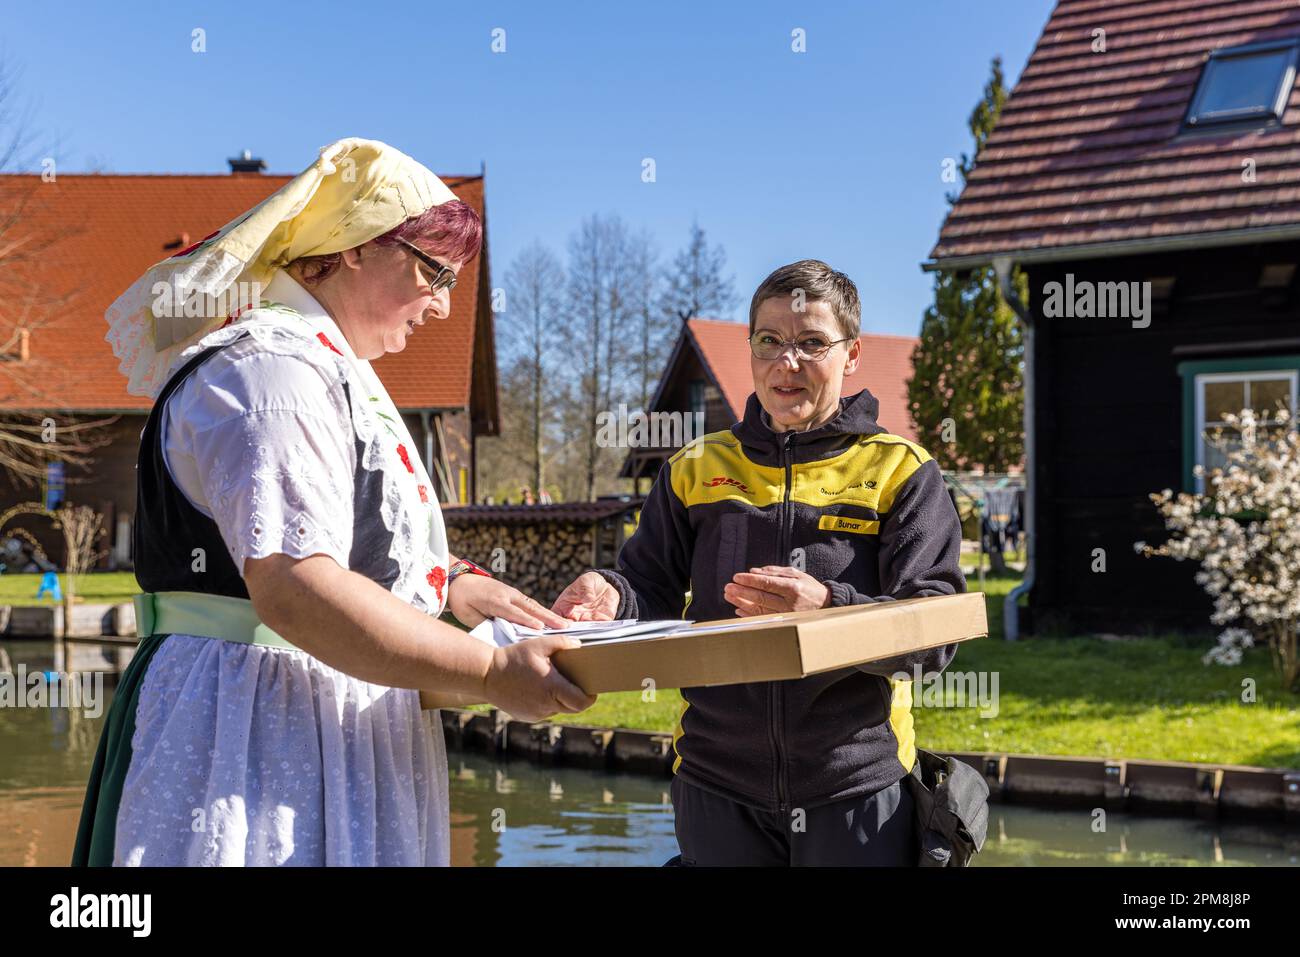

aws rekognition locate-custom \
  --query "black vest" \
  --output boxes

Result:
[133,334,402,597]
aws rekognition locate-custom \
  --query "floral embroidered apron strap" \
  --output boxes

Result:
[133,591,299,651]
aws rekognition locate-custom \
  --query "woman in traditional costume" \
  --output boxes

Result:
[73,138,594,866]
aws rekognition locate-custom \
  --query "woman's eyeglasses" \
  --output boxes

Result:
[749,331,852,361]
[400,240,457,293]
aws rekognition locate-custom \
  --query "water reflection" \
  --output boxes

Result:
[447,751,1300,867]
[0,787,83,867]
[0,641,106,791]
[972,803,1300,867]
[447,754,678,867]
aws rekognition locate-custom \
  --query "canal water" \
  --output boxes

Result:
[2,670,1298,867]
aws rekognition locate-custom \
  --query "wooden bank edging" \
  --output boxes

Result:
[1,602,136,638]
[439,708,1300,825]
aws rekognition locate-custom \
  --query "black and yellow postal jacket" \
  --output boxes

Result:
[596,388,966,813]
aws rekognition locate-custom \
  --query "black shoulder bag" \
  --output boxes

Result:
[903,748,990,867]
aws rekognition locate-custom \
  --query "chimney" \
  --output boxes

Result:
[17,328,28,362]
[227,149,266,174]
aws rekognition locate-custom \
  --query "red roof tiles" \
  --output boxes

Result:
[687,318,919,442]
[929,0,1300,267]
[0,171,486,411]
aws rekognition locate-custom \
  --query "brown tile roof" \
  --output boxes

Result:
[687,318,919,442]
[0,171,486,411]
[928,0,1300,268]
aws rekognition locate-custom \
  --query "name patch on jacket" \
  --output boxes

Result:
[818,515,880,535]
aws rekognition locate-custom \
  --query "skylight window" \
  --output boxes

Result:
[1185,40,1299,130]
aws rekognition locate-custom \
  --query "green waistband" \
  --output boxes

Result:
[133,591,298,651]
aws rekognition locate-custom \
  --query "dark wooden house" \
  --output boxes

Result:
[928,0,1300,634]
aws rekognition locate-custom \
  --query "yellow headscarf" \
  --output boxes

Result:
[105,137,460,398]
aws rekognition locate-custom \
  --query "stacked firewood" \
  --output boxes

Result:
[446,521,595,606]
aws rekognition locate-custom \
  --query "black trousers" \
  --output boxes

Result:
[671,775,918,866]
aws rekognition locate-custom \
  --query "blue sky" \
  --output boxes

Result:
[4,0,1054,337]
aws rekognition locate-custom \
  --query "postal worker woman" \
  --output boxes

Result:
[73,138,594,866]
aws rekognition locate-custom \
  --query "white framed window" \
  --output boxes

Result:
[1192,369,1297,492]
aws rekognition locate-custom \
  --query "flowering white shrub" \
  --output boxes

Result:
[1202,627,1255,667]
[1135,408,1299,692]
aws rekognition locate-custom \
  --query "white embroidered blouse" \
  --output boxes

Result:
[161,328,354,574]
[159,271,449,607]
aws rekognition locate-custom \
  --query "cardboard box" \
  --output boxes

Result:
[420,591,987,709]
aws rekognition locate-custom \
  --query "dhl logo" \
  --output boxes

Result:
[703,476,752,494]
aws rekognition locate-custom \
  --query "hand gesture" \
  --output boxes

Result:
[552,571,620,621]
[448,574,570,630]
[724,565,831,616]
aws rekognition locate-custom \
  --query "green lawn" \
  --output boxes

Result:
[0,572,139,605]
[547,576,1300,770]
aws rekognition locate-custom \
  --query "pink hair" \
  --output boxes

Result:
[292,200,482,284]
[376,201,481,264]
